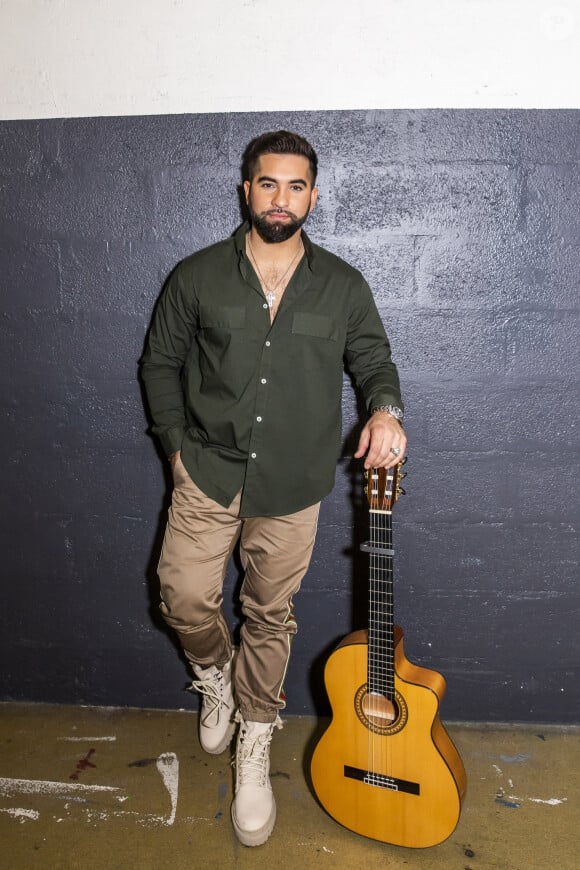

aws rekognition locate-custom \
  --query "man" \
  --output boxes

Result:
[141,130,406,846]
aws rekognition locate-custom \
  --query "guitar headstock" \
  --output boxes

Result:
[364,461,406,511]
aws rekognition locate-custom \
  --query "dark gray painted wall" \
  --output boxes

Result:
[1,111,578,723]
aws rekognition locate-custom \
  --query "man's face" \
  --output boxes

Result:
[244,153,318,243]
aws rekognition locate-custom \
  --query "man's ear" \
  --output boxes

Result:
[243,179,250,203]
[309,187,319,213]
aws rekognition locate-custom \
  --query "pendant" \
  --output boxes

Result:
[266,291,275,308]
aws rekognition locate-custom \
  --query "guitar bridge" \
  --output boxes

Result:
[344,765,420,796]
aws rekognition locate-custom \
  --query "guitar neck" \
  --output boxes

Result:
[367,506,395,700]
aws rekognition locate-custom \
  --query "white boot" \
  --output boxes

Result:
[190,653,236,754]
[231,714,282,847]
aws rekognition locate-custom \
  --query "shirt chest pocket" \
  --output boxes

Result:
[291,312,341,371]
[199,305,246,330]
[197,305,247,366]
[291,312,338,341]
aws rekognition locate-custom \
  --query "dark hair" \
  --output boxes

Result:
[242,130,318,185]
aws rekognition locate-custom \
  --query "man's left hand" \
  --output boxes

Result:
[354,411,407,469]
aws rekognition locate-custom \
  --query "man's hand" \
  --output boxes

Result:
[354,412,407,469]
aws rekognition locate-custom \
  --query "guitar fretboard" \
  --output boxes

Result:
[368,499,395,700]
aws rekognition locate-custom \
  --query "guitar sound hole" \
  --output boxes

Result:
[362,692,398,725]
[354,685,408,735]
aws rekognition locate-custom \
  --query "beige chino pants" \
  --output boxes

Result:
[158,456,320,723]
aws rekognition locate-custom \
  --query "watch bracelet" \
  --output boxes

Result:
[370,404,404,422]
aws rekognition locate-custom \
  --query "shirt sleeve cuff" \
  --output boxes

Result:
[159,426,186,458]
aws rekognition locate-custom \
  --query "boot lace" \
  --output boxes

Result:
[237,730,273,786]
[190,670,227,727]
[234,715,282,787]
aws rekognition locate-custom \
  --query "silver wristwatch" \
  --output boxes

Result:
[371,404,404,423]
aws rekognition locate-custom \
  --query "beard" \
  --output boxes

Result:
[249,207,309,243]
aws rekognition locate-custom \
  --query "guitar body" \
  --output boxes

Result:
[311,626,466,848]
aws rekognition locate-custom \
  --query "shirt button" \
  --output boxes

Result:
[256,416,262,422]
[261,378,267,384]
[265,340,271,347]
[262,303,268,309]
[251,452,257,459]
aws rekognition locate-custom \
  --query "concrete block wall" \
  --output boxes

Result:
[0,110,578,723]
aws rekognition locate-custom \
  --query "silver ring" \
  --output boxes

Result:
[390,447,401,456]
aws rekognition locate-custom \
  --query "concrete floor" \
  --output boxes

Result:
[0,703,577,870]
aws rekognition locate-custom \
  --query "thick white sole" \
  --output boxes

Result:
[231,797,276,847]
[200,718,236,755]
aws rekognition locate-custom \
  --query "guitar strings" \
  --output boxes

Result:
[368,468,395,783]
[384,475,394,781]
[369,477,376,780]
[369,471,378,781]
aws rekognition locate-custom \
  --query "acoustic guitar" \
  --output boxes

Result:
[311,464,466,847]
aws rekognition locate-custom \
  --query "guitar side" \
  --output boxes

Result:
[311,628,466,848]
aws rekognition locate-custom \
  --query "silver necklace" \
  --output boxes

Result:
[247,235,303,308]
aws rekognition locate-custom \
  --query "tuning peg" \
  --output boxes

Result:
[396,486,406,496]
[399,470,407,480]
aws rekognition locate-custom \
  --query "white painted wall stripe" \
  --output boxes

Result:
[1,0,579,120]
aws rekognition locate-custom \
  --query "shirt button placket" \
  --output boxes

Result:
[249,337,272,469]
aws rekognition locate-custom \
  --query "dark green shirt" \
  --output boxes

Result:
[141,223,403,517]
